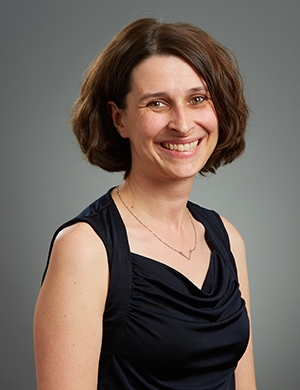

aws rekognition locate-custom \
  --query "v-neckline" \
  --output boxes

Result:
[110,189,216,292]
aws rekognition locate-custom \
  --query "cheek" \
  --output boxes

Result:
[205,110,219,134]
[137,114,167,137]
[204,101,218,128]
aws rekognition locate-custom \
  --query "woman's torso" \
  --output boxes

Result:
[44,188,249,389]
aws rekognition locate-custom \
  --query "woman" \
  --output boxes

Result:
[34,18,257,389]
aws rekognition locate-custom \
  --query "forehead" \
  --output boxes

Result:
[130,55,206,93]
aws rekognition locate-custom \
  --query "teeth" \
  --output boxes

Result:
[163,141,198,152]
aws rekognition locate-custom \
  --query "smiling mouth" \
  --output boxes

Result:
[161,140,199,152]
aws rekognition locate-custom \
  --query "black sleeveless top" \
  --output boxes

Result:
[44,188,249,390]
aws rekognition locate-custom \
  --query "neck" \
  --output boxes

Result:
[115,185,197,260]
[117,173,195,230]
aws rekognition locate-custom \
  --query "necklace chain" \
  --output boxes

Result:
[115,186,197,260]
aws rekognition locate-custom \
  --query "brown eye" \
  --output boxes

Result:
[147,101,165,107]
[190,96,206,105]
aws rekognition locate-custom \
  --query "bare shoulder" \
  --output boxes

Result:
[42,221,109,306]
[220,216,246,268]
[54,222,106,256]
[220,216,245,252]
[42,223,106,287]
[220,216,248,295]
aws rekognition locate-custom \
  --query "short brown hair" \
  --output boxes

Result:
[71,18,248,177]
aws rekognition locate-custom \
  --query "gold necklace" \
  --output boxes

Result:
[115,186,197,260]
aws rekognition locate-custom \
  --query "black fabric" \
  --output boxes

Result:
[44,188,250,390]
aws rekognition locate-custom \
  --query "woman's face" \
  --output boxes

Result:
[110,55,219,183]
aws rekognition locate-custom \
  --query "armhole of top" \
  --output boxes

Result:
[188,202,238,278]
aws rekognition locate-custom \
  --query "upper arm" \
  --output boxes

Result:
[34,223,109,390]
[221,217,257,390]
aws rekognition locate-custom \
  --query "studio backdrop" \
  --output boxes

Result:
[1,1,299,389]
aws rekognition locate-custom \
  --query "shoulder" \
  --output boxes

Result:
[50,222,108,281]
[54,222,105,254]
[220,216,249,297]
[220,216,246,256]
[42,222,109,307]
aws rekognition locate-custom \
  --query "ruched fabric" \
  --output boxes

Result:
[44,188,249,390]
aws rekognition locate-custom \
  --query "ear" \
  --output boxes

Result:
[107,101,129,139]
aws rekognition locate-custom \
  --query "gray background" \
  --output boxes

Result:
[1,0,299,388]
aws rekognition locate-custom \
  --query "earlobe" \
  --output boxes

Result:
[107,101,128,138]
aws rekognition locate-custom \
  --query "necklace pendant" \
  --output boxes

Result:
[179,249,193,260]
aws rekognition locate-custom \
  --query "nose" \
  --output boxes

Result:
[168,104,194,135]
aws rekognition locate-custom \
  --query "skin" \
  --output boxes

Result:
[34,55,256,389]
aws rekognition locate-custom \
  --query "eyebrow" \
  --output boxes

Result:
[138,86,209,103]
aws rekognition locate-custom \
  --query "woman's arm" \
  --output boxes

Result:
[221,217,257,390]
[34,222,109,390]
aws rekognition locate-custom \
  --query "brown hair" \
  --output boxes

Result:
[71,18,248,177]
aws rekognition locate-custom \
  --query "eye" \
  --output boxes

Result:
[190,96,206,105]
[146,101,166,108]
